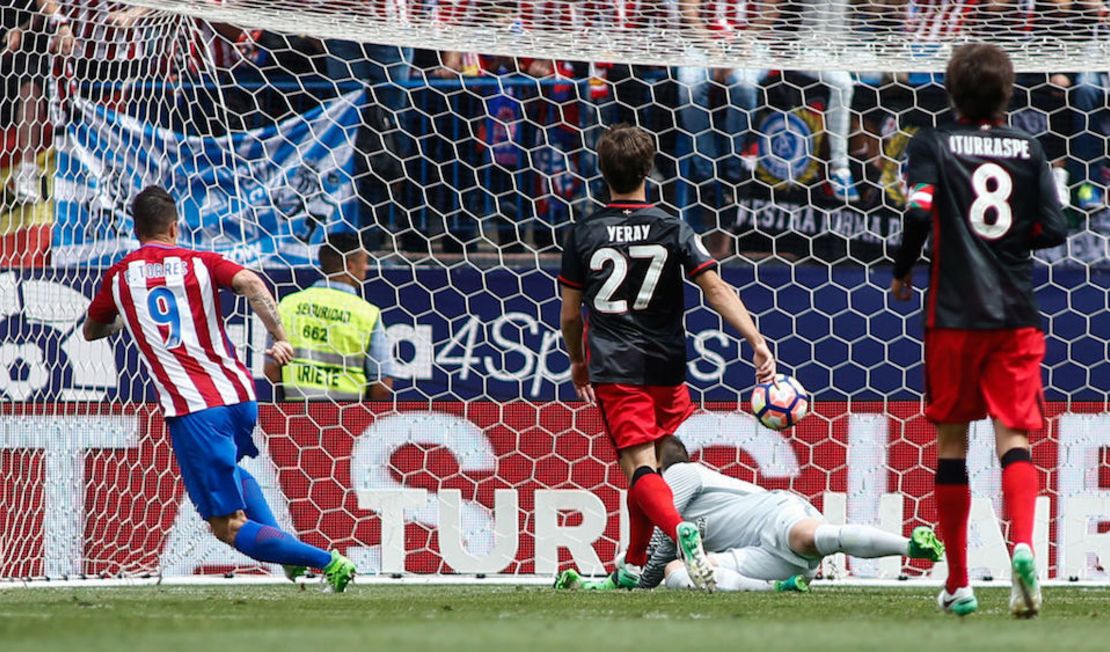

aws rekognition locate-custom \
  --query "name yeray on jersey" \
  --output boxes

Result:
[606,224,652,242]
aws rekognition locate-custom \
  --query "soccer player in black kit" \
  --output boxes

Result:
[892,44,1067,619]
[559,125,776,592]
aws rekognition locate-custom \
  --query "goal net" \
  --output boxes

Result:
[0,0,1107,584]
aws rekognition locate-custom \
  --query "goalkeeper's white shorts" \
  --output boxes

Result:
[715,491,822,581]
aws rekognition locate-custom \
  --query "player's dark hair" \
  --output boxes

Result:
[131,186,178,241]
[945,43,1014,122]
[658,436,690,470]
[319,231,364,274]
[596,124,655,195]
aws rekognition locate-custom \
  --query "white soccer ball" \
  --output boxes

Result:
[749,374,810,431]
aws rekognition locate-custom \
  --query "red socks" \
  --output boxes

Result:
[624,467,683,567]
[935,458,971,594]
[1001,448,1038,550]
[624,495,654,567]
[935,450,1039,593]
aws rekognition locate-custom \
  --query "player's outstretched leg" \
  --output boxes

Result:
[810,523,943,562]
[237,466,306,583]
[214,515,356,593]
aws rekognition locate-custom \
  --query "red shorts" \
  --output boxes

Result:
[594,383,695,451]
[925,327,1046,431]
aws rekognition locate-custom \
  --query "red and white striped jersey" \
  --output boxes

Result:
[619,0,681,29]
[87,244,256,417]
[588,0,751,33]
[906,0,1034,40]
[701,0,753,32]
[906,0,976,40]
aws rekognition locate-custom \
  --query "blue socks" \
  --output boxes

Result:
[239,466,280,527]
[233,466,331,569]
[234,520,332,569]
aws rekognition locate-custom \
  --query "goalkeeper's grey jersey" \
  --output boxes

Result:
[667,463,769,550]
[638,463,775,588]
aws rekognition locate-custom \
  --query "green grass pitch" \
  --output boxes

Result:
[2,585,1108,652]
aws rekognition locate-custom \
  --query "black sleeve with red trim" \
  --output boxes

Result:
[893,215,931,279]
[557,222,584,289]
[677,220,716,278]
[1030,146,1068,250]
[893,133,938,278]
[905,130,939,187]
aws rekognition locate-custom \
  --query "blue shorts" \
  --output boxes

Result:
[166,401,260,520]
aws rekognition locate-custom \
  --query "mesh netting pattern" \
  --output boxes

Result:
[0,3,1107,582]
[130,0,1110,72]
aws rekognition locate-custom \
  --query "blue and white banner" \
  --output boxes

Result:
[53,91,365,267]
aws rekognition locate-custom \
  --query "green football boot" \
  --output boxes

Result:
[907,526,946,562]
[582,576,619,591]
[554,569,584,590]
[283,565,306,583]
[554,569,618,591]
[322,550,356,593]
[937,585,978,617]
[676,521,715,592]
[1010,543,1042,619]
[774,575,810,593]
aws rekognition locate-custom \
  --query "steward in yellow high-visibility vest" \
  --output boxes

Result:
[264,233,394,401]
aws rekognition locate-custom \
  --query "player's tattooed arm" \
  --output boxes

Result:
[82,315,124,341]
[232,269,293,366]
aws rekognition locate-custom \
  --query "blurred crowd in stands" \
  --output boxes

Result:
[1,0,1107,260]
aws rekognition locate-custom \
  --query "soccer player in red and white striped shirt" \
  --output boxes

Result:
[83,186,357,592]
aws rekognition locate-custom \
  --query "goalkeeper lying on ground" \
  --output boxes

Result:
[556,437,945,592]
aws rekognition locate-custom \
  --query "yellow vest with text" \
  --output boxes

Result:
[279,286,380,401]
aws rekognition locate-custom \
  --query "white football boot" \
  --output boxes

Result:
[937,585,978,617]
